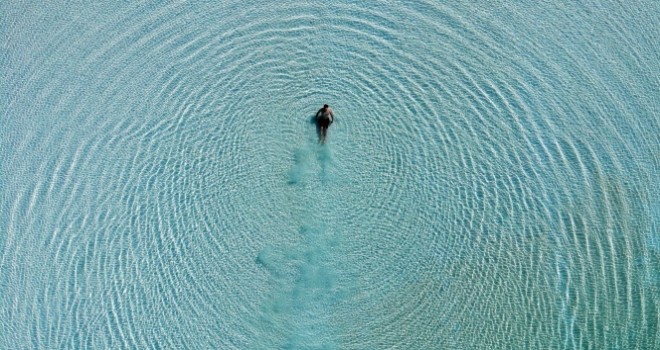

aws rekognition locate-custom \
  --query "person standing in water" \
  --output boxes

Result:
[315,104,334,143]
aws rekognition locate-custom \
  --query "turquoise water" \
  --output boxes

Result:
[2,1,658,348]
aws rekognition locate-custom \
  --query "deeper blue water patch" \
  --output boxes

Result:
[1,0,659,349]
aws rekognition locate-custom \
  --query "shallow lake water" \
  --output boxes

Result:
[2,1,658,348]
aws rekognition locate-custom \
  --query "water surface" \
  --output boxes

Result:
[2,1,658,348]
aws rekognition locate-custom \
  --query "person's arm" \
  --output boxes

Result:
[315,109,322,119]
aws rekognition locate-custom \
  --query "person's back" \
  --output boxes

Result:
[315,104,334,143]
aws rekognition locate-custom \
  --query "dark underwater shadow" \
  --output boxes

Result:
[309,114,322,142]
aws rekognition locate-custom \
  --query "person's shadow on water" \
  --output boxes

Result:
[309,114,323,143]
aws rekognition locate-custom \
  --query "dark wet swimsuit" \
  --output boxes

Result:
[318,115,331,128]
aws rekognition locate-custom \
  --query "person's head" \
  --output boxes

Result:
[323,104,329,109]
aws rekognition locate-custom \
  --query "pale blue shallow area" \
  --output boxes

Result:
[1,1,659,349]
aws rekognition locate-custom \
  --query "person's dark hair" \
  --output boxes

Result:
[323,104,329,108]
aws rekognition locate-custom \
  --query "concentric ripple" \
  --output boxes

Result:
[2,0,658,349]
